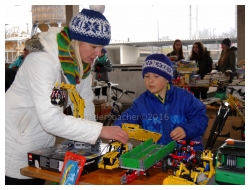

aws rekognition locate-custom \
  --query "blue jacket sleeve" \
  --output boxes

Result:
[180,91,209,139]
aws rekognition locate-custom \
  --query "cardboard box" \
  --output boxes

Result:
[27,139,108,173]
[203,115,243,141]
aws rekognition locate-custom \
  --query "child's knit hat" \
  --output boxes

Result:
[68,5,111,46]
[142,54,173,82]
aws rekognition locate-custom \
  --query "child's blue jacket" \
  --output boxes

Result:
[113,84,208,150]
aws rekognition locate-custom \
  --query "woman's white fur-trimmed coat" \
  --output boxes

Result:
[5,27,103,179]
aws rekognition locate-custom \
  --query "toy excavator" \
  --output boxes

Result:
[51,82,100,152]
[163,149,215,185]
[98,123,163,170]
[51,82,85,118]
[50,82,85,119]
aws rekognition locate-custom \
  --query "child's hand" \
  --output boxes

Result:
[170,126,186,141]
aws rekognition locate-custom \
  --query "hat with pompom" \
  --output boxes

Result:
[69,5,111,45]
[142,54,173,82]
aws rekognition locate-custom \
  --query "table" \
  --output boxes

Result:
[20,166,173,185]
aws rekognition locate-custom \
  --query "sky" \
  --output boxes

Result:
[3,3,240,42]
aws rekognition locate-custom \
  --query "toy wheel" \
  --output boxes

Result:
[195,150,202,163]
[162,155,171,172]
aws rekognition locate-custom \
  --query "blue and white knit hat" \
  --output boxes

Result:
[68,5,111,46]
[142,54,173,82]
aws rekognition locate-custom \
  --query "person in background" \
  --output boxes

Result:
[93,47,112,82]
[5,5,128,185]
[92,47,112,97]
[8,48,29,68]
[189,41,213,100]
[113,54,208,151]
[217,38,237,73]
[166,39,185,61]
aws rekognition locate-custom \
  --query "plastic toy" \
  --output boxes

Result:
[51,82,85,118]
[162,140,202,172]
[98,123,162,170]
[215,139,245,185]
[51,82,100,152]
[120,170,149,184]
[122,123,162,143]
[98,140,133,170]
[163,149,215,185]
[119,139,176,184]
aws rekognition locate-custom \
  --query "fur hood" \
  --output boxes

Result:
[25,34,45,52]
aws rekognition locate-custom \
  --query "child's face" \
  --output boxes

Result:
[144,72,168,96]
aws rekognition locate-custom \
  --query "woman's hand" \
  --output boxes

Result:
[170,126,186,141]
[99,126,129,144]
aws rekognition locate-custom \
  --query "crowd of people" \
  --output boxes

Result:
[166,38,237,100]
[5,5,238,185]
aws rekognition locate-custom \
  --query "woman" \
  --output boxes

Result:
[189,41,213,100]
[5,5,128,185]
[167,39,185,61]
[217,38,237,73]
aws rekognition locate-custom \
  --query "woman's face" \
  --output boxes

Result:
[193,44,199,54]
[175,42,182,51]
[79,42,103,64]
[221,44,229,51]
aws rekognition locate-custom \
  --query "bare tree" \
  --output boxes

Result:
[192,27,237,39]
[217,27,237,38]
[192,28,210,39]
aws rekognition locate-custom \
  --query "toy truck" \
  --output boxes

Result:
[98,123,162,170]
[215,138,245,185]
[120,139,176,184]
[98,141,133,169]
[119,139,176,171]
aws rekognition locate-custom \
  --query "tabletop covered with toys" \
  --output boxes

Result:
[21,123,245,185]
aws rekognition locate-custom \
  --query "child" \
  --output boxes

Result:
[113,54,208,150]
